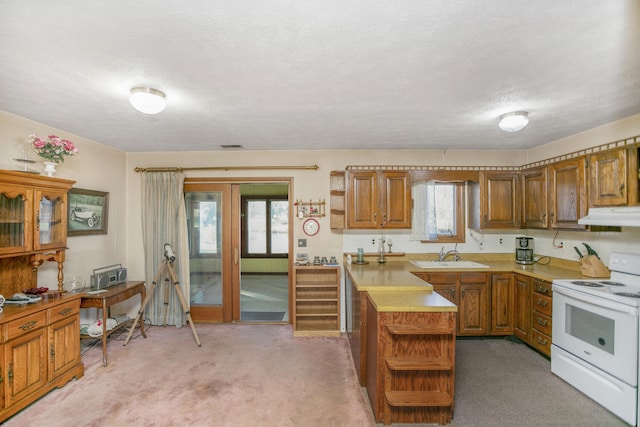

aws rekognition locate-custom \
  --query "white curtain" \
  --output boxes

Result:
[141,172,190,327]
[410,180,438,241]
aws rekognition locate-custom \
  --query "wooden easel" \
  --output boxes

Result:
[124,255,201,347]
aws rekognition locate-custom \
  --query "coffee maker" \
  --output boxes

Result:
[515,237,534,265]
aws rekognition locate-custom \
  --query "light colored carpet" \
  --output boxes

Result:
[4,324,374,427]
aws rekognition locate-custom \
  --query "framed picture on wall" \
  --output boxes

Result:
[67,188,109,236]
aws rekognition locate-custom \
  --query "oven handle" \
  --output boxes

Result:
[553,285,639,316]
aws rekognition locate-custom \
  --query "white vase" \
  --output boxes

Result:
[43,161,57,177]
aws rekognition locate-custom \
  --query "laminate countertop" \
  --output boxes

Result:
[345,257,589,313]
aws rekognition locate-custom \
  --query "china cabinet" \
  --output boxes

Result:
[0,170,75,294]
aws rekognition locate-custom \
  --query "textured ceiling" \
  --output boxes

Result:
[1,1,640,152]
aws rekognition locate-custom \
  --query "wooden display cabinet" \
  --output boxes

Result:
[293,265,340,336]
[0,170,75,294]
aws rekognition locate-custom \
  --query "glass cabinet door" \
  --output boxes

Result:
[0,185,34,255]
[34,190,68,251]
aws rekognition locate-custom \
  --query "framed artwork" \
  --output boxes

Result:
[67,188,109,236]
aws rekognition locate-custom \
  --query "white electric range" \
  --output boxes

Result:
[552,252,640,426]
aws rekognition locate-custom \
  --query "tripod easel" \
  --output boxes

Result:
[124,254,201,347]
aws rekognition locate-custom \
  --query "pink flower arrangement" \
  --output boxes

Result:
[29,133,78,163]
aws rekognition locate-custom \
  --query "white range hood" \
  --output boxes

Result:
[578,206,640,227]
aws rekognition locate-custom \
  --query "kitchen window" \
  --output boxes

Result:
[411,181,465,243]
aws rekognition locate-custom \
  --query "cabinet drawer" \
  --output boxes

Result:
[5,310,47,341]
[531,330,551,356]
[532,279,552,296]
[425,273,457,284]
[48,299,80,323]
[460,273,488,283]
[532,312,552,336]
[533,294,552,317]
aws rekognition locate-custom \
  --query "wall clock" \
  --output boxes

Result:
[302,218,320,236]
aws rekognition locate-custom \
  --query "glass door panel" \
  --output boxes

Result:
[186,191,223,308]
[34,190,66,250]
[0,187,32,255]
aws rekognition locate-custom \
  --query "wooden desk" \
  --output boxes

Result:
[80,281,147,366]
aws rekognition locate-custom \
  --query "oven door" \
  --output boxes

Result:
[552,285,639,386]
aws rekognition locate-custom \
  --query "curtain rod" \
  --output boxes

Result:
[134,164,319,173]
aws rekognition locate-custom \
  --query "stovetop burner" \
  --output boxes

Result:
[600,281,626,286]
[613,292,640,298]
[570,280,605,287]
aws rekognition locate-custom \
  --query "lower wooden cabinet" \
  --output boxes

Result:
[293,265,340,336]
[530,279,553,356]
[412,272,513,336]
[0,295,84,422]
[514,274,532,342]
[366,297,456,425]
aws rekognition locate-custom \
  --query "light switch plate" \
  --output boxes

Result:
[298,238,307,247]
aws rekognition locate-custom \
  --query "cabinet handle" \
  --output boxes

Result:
[7,363,12,385]
[620,183,625,191]
[549,212,554,219]
[373,212,377,222]
[537,318,548,326]
[536,286,548,294]
[537,337,548,345]
[59,307,72,316]
[0,367,2,384]
[50,344,55,360]
[382,213,386,227]
[36,211,40,231]
[19,320,38,331]
[541,213,547,221]
[234,248,239,265]
[537,299,548,307]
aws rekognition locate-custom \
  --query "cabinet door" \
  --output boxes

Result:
[0,185,34,256]
[589,149,628,206]
[5,328,47,407]
[423,273,457,304]
[379,171,411,229]
[458,273,489,335]
[514,274,532,342]
[49,317,81,381]
[34,189,68,251]
[549,158,587,230]
[491,273,514,334]
[521,167,548,229]
[480,172,520,229]
[347,172,379,229]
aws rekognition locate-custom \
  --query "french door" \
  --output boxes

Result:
[184,180,292,323]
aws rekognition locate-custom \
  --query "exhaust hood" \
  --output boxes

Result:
[578,206,640,227]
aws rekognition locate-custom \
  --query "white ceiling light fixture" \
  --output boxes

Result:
[130,87,166,114]
[498,111,529,132]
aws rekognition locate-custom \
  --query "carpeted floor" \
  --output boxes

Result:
[2,326,629,427]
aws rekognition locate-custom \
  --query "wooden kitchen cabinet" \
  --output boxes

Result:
[0,170,75,293]
[293,265,340,336]
[514,274,532,342]
[346,170,411,229]
[521,166,549,229]
[0,296,83,422]
[366,298,456,425]
[458,273,489,335]
[490,273,514,334]
[588,148,629,206]
[530,278,553,356]
[548,158,587,230]
[469,171,521,229]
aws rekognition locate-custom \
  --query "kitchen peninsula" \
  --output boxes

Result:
[345,255,584,425]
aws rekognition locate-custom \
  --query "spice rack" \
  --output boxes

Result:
[295,199,325,218]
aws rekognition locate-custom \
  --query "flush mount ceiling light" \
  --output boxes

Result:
[130,87,166,114]
[498,111,529,132]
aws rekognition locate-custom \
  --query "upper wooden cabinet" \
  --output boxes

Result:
[469,171,520,229]
[346,170,411,229]
[521,166,548,229]
[548,158,587,230]
[587,147,639,207]
[0,171,74,257]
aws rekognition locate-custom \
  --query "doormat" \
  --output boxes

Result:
[241,311,286,321]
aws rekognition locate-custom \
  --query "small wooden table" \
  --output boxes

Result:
[80,281,147,366]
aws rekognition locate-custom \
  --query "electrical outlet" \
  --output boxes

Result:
[371,238,376,245]
[298,239,307,248]
[499,238,503,245]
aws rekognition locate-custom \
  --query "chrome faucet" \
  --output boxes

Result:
[439,244,460,262]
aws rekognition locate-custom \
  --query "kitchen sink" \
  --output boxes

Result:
[410,260,490,269]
